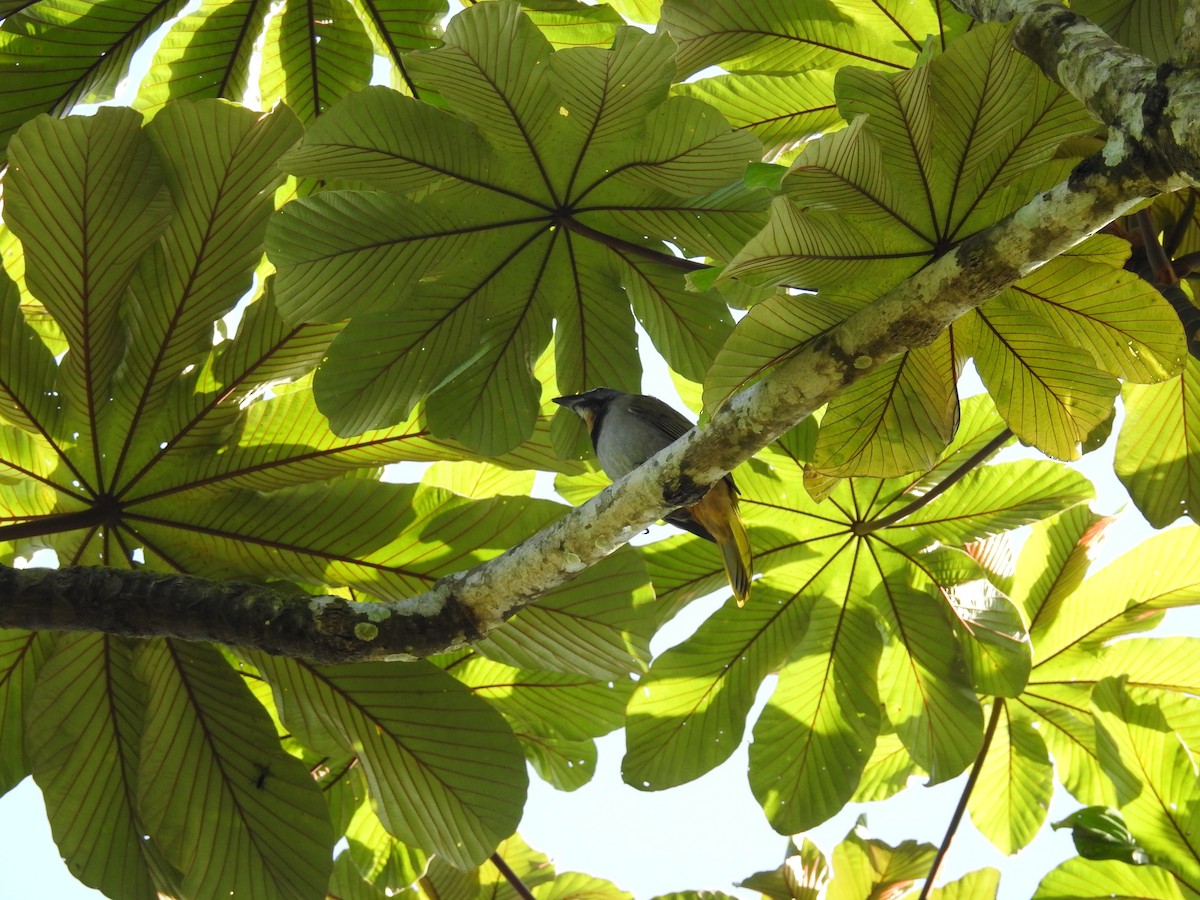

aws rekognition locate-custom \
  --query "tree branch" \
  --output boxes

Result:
[1,141,1172,658]
[0,564,478,664]
[950,1,1200,183]
[1181,3,1200,66]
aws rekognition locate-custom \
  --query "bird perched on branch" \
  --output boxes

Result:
[553,388,752,606]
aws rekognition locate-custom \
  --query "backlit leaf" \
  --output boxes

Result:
[1117,356,1200,527]
[968,704,1053,854]
[136,640,333,899]
[254,653,527,869]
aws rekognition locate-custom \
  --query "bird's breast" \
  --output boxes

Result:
[594,413,670,480]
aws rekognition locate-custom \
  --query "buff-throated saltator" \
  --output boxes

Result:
[553,388,752,606]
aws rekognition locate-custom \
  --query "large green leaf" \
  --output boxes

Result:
[0,278,64,552]
[329,851,389,900]
[136,640,333,900]
[26,635,160,900]
[1005,244,1183,385]
[1010,504,1115,640]
[720,24,1128,468]
[919,547,1031,697]
[739,837,828,900]
[623,395,1061,826]
[722,192,926,297]
[0,0,187,154]
[0,269,62,438]
[254,653,527,869]
[450,654,630,791]
[5,107,172,478]
[1075,0,1180,62]
[1034,857,1185,900]
[5,4,1199,894]
[1091,680,1200,885]
[967,702,1053,854]
[451,655,631,744]
[658,0,968,78]
[0,99,580,573]
[930,869,1001,900]
[748,592,881,833]
[269,5,764,450]
[809,331,961,479]
[343,801,428,894]
[268,190,493,323]
[129,378,574,499]
[896,460,1094,547]
[850,729,923,803]
[1117,356,1200,527]
[0,422,59,547]
[1036,636,1200,700]
[131,482,595,599]
[967,302,1120,461]
[533,871,633,899]
[873,580,983,783]
[702,291,858,412]
[826,820,936,900]
[280,84,492,197]
[0,95,645,897]
[133,0,270,117]
[675,71,842,159]
[105,101,303,487]
[345,0,445,93]
[422,832,557,900]
[623,570,818,790]
[1031,527,1200,661]
[259,0,373,123]
[0,629,52,795]
[971,508,1200,870]
[476,546,656,680]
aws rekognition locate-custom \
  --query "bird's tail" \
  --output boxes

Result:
[692,482,753,606]
[720,501,753,607]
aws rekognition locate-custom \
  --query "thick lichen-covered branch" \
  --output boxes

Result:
[0,564,479,664]
[1,148,1171,660]
[1178,3,1200,66]
[434,152,1168,635]
[952,0,1200,183]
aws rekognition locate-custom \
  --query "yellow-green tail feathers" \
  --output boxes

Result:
[722,501,752,607]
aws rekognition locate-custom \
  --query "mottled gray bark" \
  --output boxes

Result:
[951,0,1200,183]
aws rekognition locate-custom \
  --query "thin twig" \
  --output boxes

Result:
[1162,188,1195,258]
[865,428,1014,532]
[490,852,536,900]
[1136,208,1178,285]
[1171,249,1200,277]
[918,698,1005,899]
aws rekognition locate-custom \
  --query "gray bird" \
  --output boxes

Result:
[554,388,752,606]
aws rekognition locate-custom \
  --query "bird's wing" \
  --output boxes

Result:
[625,396,694,442]
[626,397,739,495]
[665,510,716,543]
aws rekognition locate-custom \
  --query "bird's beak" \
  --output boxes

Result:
[552,394,581,409]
